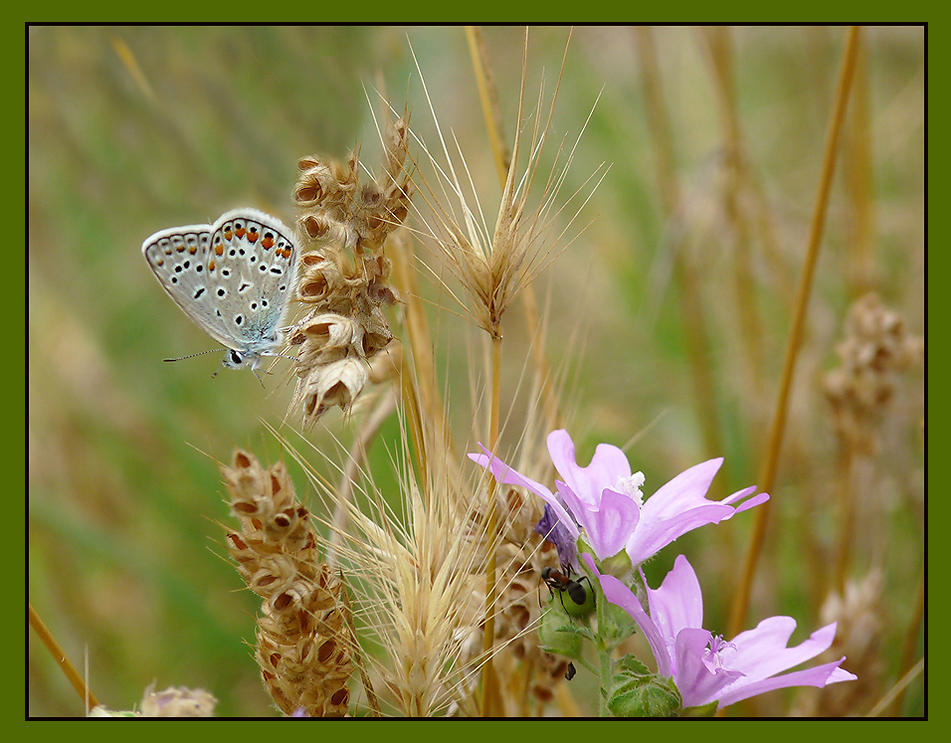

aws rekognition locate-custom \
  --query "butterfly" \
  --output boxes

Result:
[141,208,299,377]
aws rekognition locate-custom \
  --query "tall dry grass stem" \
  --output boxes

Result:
[843,27,876,298]
[465,26,511,183]
[727,25,862,641]
[699,26,768,412]
[385,230,455,500]
[29,603,100,713]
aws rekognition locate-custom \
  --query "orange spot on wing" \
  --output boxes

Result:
[224,229,233,240]
[247,230,259,243]
[235,226,246,238]
[208,260,216,272]
[262,236,274,249]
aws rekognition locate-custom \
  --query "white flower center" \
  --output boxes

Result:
[614,472,646,508]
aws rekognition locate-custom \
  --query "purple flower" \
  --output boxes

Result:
[583,553,857,710]
[469,429,769,564]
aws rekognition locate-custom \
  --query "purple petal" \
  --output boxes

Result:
[720,486,770,511]
[555,481,640,560]
[627,504,740,564]
[646,555,704,641]
[547,430,631,508]
[626,460,768,565]
[640,458,724,522]
[727,618,840,680]
[673,628,744,708]
[469,446,579,539]
[715,658,857,709]
[586,487,642,559]
[583,553,672,678]
[708,619,856,708]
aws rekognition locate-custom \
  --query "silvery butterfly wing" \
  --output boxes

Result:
[141,208,298,372]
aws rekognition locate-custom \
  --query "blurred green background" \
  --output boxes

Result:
[28,26,923,717]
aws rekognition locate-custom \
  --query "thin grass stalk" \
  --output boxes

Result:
[388,234,453,485]
[844,27,875,299]
[326,387,398,570]
[693,26,792,310]
[831,444,857,595]
[889,565,924,716]
[29,603,100,713]
[634,25,726,466]
[727,26,861,643]
[396,343,427,487]
[465,26,510,183]
[464,27,567,715]
[867,659,924,717]
[479,332,503,715]
[700,26,767,408]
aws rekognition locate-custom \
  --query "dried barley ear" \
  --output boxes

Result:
[287,117,412,425]
[222,449,355,717]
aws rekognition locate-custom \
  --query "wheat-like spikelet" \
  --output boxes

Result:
[286,116,413,425]
[221,449,355,717]
[275,421,505,717]
[405,32,605,339]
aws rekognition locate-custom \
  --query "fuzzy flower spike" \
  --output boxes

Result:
[584,554,857,710]
[470,429,769,565]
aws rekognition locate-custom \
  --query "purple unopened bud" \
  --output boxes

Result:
[535,503,578,570]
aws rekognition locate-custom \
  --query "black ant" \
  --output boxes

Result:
[541,565,594,615]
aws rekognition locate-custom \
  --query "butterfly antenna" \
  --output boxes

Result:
[163,348,223,363]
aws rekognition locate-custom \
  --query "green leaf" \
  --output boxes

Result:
[607,674,682,717]
[615,655,650,678]
[538,605,584,659]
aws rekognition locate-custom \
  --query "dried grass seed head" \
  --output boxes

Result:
[139,684,217,717]
[407,33,603,337]
[823,293,923,450]
[285,117,410,425]
[221,449,356,717]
